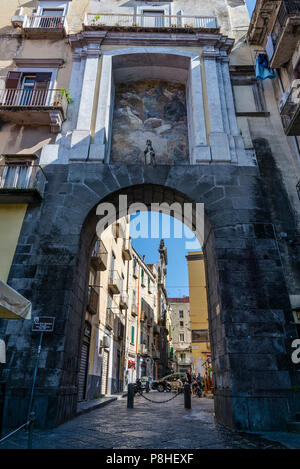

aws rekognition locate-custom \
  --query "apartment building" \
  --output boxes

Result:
[168,297,193,374]
[186,252,211,376]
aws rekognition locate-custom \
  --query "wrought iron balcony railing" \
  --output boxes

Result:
[105,307,114,330]
[22,15,68,37]
[24,15,66,29]
[267,0,300,67]
[119,292,128,310]
[87,286,99,315]
[91,239,108,271]
[0,88,68,114]
[108,270,122,295]
[279,80,300,135]
[84,13,217,30]
[0,88,68,133]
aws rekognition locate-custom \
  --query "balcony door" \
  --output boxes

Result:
[4,71,51,106]
[39,8,64,28]
[142,10,164,27]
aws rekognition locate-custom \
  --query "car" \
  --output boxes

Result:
[151,373,186,392]
[140,376,150,392]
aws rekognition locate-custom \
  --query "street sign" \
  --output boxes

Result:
[32,317,55,332]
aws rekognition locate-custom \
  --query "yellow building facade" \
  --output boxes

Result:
[186,251,211,378]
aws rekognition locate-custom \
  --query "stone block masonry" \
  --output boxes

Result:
[0,162,298,432]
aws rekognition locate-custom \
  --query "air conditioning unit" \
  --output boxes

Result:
[101,336,110,349]
[11,8,24,28]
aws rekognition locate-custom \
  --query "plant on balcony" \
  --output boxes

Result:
[59,88,72,103]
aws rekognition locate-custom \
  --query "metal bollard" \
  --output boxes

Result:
[184,383,191,409]
[127,383,135,409]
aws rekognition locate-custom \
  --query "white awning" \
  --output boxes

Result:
[0,280,31,320]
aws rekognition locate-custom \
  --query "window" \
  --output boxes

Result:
[142,10,164,27]
[230,66,268,116]
[131,325,135,344]
[180,321,184,327]
[179,333,184,342]
[141,269,145,286]
[180,353,185,361]
[148,276,151,292]
[133,257,137,277]
[192,330,209,343]
[179,310,184,318]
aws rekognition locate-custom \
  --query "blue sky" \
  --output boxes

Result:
[246,0,256,17]
[130,212,201,298]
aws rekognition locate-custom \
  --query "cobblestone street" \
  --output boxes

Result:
[0,394,287,449]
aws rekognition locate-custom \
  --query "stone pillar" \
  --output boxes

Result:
[186,55,211,163]
[219,55,250,165]
[69,43,101,161]
[203,48,231,162]
[89,55,113,162]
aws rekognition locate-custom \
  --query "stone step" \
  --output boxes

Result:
[287,421,300,433]
[296,413,300,422]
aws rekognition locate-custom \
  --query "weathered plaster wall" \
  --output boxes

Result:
[111,80,188,164]
[0,204,28,282]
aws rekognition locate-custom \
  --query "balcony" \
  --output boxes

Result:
[140,311,147,322]
[84,13,217,32]
[279,81,300,135]
[105,307,114,330]
[87,286,99,315]
[266,1,300,68]
[122,240,132,261]
[91,240,108,271]
[108,270,122,295]
[0,162,46,204]
[152,350,160,360]
[117,319,125,340]
[119,292,128,310]
[0,88,68,133]
[176,358,193,366]
[22,15,68,38]
[131,303,138,317]
[138,344,148,355]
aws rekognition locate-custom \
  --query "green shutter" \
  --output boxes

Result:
[131,325,135,344]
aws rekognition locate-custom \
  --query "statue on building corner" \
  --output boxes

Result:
[144,139,156,166]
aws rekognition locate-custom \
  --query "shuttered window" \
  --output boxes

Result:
[5,71,21,89]
[131,326,135,344]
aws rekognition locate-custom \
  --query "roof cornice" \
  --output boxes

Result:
[69,30,235,55]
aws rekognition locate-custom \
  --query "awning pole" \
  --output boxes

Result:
[27,332,44,422]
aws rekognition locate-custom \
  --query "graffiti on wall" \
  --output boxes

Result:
[111,80,189,164]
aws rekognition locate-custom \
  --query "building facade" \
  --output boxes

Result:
[0,0,299,432]
[168,297,193,373]
[186,251,211,376]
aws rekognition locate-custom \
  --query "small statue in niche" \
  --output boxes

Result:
[144,139,156,166]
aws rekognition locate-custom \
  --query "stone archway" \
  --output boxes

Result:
[2,162,298,432]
